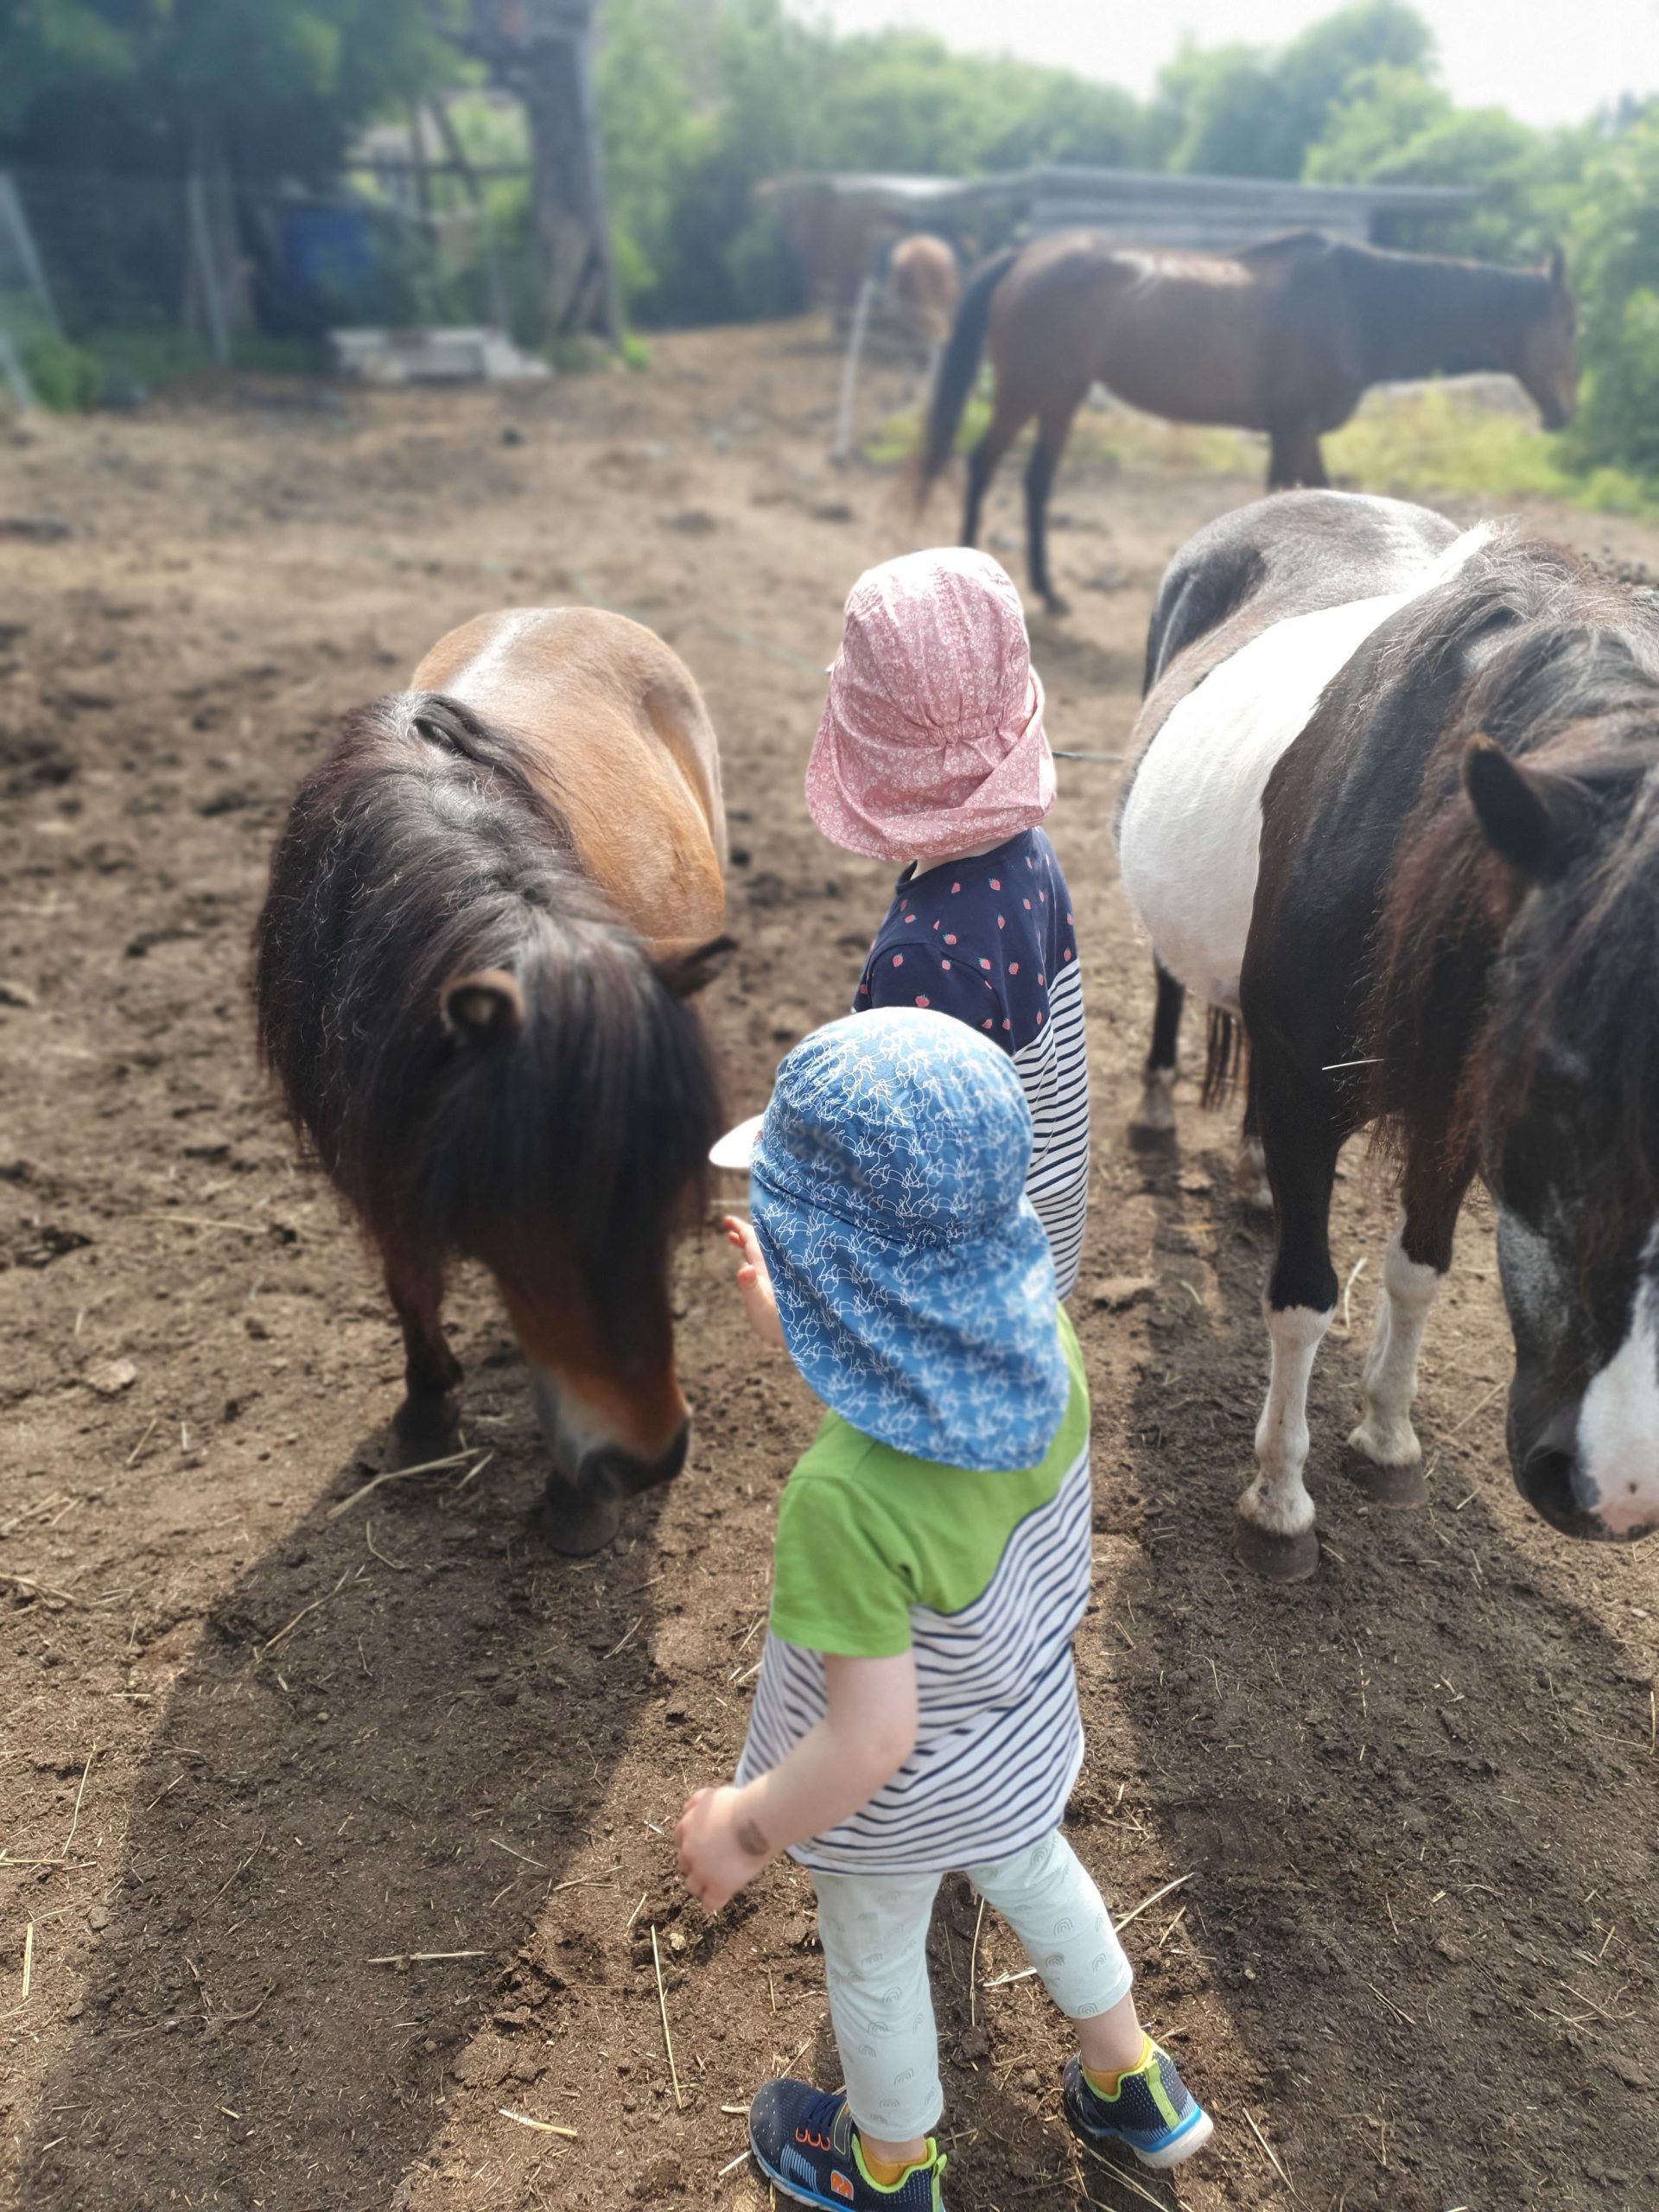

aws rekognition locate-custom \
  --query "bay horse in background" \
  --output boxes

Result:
[917,231,1579,613]
[1115,490,1659,1577]
[255,608,733,1555]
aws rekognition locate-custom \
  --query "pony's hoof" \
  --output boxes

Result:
[391,1397,462,1467]
[1128,1118,1177,1153]
[1234,1515,1319,1580]
[1344,1436,1428,1509]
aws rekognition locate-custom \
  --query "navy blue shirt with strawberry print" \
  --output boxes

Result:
[854,828,1090,1297]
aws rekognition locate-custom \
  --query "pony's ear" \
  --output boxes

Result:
[1463,737,1580,881]
[654,933,737,998]
[442,967,524,1039]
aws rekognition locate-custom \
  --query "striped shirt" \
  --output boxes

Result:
[735,1311,1092,1874]
[855,829,1090,1297]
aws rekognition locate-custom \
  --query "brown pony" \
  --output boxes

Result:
[887,232,962,354]
[918,229,1579,613]
[254,608,732,1554]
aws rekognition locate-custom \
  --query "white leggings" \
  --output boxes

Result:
[812,1828,1134,2141]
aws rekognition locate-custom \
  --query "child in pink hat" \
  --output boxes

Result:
[808,547,1090,1297]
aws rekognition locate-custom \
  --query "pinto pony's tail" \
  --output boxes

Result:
[912,244,1019,512]
[1201,1006,1248,1113]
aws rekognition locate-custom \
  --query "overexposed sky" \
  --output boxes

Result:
[798,0,1659,128]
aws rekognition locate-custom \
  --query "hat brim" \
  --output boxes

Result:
[709,1111,766,1172]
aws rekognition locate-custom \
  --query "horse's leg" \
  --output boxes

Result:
[1347,1147,1473,1506]
[1128,957,1184,1149]
[962,392,1027,550]
[1024,393,1083,615]
[1235,1050,1273,1213]
[1236,1051,1340,1579]
[384,1246,463,1464]
[1266,418,1325,492]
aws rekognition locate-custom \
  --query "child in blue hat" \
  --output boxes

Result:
[678,1010,1210,2209]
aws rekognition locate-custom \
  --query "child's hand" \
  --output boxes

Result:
[676,1783,774,1911]
[722,1216,785,1348]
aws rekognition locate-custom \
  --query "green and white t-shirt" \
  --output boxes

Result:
[736,1310,1092,1874]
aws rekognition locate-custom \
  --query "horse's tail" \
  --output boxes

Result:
[1200,1007,1248,1113]
[912,244,1019,510]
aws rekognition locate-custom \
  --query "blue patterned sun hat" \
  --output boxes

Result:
[747,1008,1068,1471]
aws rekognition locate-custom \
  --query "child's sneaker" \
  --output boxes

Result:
[1062,2041,1213,2171]
[748,2078,947,2209]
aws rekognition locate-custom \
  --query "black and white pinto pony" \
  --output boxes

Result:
[1116,490,1659,1576]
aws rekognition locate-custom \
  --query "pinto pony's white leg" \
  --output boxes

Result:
[1238,1302,1333,1560]
[1351,1221,1441,1466]
[1134,1063,1178,1135]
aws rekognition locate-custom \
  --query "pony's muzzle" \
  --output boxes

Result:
[532,1403,690,1557]
[1516,1414,1620,1541]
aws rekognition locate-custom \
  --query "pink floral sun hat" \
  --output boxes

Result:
[806,547,1054,865]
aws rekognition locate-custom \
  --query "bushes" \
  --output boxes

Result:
[1561,109,1659,480]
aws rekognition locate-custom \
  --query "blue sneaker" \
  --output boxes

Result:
[748,2078,947,2209]
[1062,2041,1213,2170]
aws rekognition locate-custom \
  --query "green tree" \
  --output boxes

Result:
[0,0,463,181]
[1563,105,1659,478]
[1153,0,1433,179]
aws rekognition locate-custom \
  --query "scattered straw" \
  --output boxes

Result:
[652,1925,683,2110]
[489,1837,546,1870]
[1112,1872,1192,1934]
[1341,1255,1368,1337]
[364,1519,410,1573]
[257,1569,349,1658]
[1074,2138,1171,2209]
[715,2148,750,2182]
[1441,1378,1504,1439]
[366,1948,490,1965]
[606,1617,643,1661]
[1244,2107,1294,2194]
[327,1452,480,1520]
[623,1891,650,1935]
[968,1895,986,2028]
[21,1922,34,2001]
[498,2108,577,2139]
[124,1414,161,1469]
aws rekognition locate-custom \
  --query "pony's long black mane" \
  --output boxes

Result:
[1369,536,1659,1220]
[254,691,722,1346]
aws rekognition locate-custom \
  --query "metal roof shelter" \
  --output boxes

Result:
[772,162,1480,311]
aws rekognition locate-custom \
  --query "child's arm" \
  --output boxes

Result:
[676,1649,918,1911]
[722,1214,785,1348]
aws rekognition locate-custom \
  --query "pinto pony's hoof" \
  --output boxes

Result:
[1233,1515,1319,1580]
[1128,1118,1178,1153]
[1343,1439,1429,1509]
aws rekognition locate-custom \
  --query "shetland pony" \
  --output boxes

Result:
[255,608,732,1555]
[918,232,1578,612]
[1116,491,1659,1575]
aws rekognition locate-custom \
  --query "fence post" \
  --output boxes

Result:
[833,273,879,465]
[186,168,231,365]
[0,173,60,338]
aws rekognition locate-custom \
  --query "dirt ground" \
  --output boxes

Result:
[3,321,1657,2212]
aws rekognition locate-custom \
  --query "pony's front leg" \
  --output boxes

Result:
[1347,1166,1470,1504]
[384,1246,463,1465]
[1236,1078,1339,1579]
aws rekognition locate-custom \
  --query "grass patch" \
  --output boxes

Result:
[868,376,1658,521]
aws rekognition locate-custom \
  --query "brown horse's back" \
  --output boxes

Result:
[987,232,1345,434]
[413,607,726,946]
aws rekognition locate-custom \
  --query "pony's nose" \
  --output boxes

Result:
[1518,1413,1607,1535]
[534,1421,690,1557]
